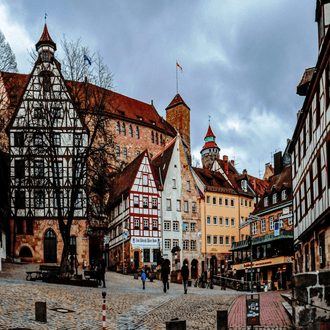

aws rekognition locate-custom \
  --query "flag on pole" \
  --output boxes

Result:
[84,54,92,66]
[176,62,183,73]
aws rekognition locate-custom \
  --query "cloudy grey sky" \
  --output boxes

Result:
[0,0,317,177]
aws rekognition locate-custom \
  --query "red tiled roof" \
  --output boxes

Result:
[35,24,56,50]
[297,67,314,96]
[247,175,269,197]
[205,125,215,139]
[201,141,219,151]
[165,93,190,111]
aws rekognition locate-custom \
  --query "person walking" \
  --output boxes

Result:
[97,256,106,288]
[74,255,79,276]
[161,263,169,293]
[181,262,189,294]
[141,269,147,289]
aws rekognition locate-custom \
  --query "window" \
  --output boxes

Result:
[261,219,266,232]
[172,179,176,188]
[26,219,33,235]
[317,155,322,198]
[116,146,120,156]
[166,199,171,211]
[249,201,252,208]
[152,198,157,209]
[14,132,24,147]
[183,240,189,250]
[74,134,82,147]
[54,161,63,178]
[207,196,210,204]
[164,222,170,231]
[152,219,158,230]
[225,198,228,206]
[316,85,320,128]
[245,200,248,207]
[252,222,257,235]
[53,107,63,119]
[34,133,43,147]
[241,198,244,206]
[319,232,326,268]
[219,198,223,206]
[173,221,179,231]
[128,124,132,137]
[116,122,120,134]
[173,240,179,248]
[305,244,309,272]
[288,216,293,225]
[213,217,217,225]
[143,197,148,208]
[134,218,139,229]
[272,193,277,204]
[211,236,217,245]
[207,235,211,245]
[143,174,148,186]
[144,219,149,230]
[190,240,196,250]
[241,234,245,241]
[220,236,224,245]
[279,218,284,228]
[175,200,181,211]
[123,147,127,158]
[134,196,139,207]
[264,196,269,207]
[192,202,196,213]
[183,222,188,231]
[15,190,25,209]
[160,134,163,145]
[231,199,234,207]
[241,217,244,225]
[165,240,171,249]
[241,180,247,192]
[143,249,150,262]
[155,133,158,144]
[35,190,44,208]
[225,236,230,246]
[207,216,211,225]
[184,201,188,213]
[190,223,196,232]
[151,131,154,143]
[34,107,43,119]
[187,181,191,191]
[15,159,25,180]
[270,217,274,230]
[121,123,125,135]
[231,218,235,227]
[225,218,229,226]
[219,217,223,226]
[213,197,217,205]
[136,126,139,139]
[76,191,83,208]
[54,191,64,208]
[34,161,44,178]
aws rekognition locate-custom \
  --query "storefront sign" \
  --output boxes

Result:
[131,237,160,249]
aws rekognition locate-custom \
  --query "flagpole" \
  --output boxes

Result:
[176,61,178,94]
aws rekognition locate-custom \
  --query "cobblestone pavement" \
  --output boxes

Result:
[0,262,292,329]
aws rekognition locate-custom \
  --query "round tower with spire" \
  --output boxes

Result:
[200,124,220,169]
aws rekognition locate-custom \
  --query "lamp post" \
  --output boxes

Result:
[122,227,128,275]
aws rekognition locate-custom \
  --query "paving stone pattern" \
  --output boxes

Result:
[0,263,292,330]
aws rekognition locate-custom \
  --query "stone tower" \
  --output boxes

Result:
[200,124,220,169]
[165,94,191,159]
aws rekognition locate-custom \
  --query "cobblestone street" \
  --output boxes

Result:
[0,263,292,329]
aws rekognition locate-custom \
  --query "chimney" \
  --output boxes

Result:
[223,155,229,174]
[231,160,235,166]
[274,151,282,175]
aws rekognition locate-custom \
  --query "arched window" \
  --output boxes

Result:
[116,122,120,135]
[122,123,125,136]
[151,131,154,143]
[155,133,158,145]
[129,125,133,137]
[70,236,77,255]
[136,126,139,139]
[160,134,163,145]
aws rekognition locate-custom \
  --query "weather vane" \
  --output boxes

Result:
[45,13,47,24]
[209,115,211,125]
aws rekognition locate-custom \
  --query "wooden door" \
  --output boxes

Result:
[44,229,57,263]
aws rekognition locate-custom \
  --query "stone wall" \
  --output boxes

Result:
[293,270,330,329]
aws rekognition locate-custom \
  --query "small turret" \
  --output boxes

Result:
[35,24,56,63]
[200,124,220,169]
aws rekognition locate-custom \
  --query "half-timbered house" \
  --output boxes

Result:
[289,1,330,326]
[107,150,161,271]
[6,24,89,264]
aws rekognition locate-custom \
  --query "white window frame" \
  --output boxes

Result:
[231,199,234,207]
[207,216,211,225]
[270,217,274,231]
[213,216,217,225]
[164,240,171,249]
[207,235,211,245]
[191,223,196,232]
[252,222,257,235]
[220,236,224,245]
[213,236,218,245]
[219,198,223,206]
[173,221,179,231]
[164,221,170,231]
[231,218,235,227]
[261,219,266,232]
[264,196,269,207]
[225,218,229,226]
[225,236,230,246]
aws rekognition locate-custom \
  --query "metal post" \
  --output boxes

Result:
[122,231,124,275]
[250,221,253,292]
[102,291,106,330]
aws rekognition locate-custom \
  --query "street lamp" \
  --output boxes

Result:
[122,227,128,275]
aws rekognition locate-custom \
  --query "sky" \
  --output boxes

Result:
[0,0,318,178]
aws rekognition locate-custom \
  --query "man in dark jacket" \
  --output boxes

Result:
[161,263,169,293]
[97,256,106,288]
[181,262,189,294]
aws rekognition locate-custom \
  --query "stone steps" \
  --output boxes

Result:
[281,293,293,322]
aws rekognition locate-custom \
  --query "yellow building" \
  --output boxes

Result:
[193,125,254,277]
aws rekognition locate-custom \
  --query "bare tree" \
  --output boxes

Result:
[0,30,18,73]
[191,155,201,168]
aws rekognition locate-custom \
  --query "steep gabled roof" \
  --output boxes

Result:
[205,125,215,139]
[35,24,57,50]
[165,93,190,111]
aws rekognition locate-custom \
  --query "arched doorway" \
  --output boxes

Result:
[19,246,33,258]
[44,229,57,263]
[191,259,198,279]
[134,251,140,269]
[210,256,217,277]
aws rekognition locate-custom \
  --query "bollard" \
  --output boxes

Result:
[166,319,186,330]
[35,301,47,323]
[102,291,106,330]
[217,310,228,330]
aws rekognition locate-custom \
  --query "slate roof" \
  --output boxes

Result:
[165,93,190,111]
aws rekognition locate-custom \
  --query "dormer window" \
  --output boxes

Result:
[272,193,277,204]
[241,180,247,192]
[264,196,268,207]
[43,51,49,62]
[281,189,287,201]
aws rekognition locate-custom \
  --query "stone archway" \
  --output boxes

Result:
[191,259,198,279]
[44,229,57,263]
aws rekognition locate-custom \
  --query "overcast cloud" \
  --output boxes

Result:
[0,0,317,177]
